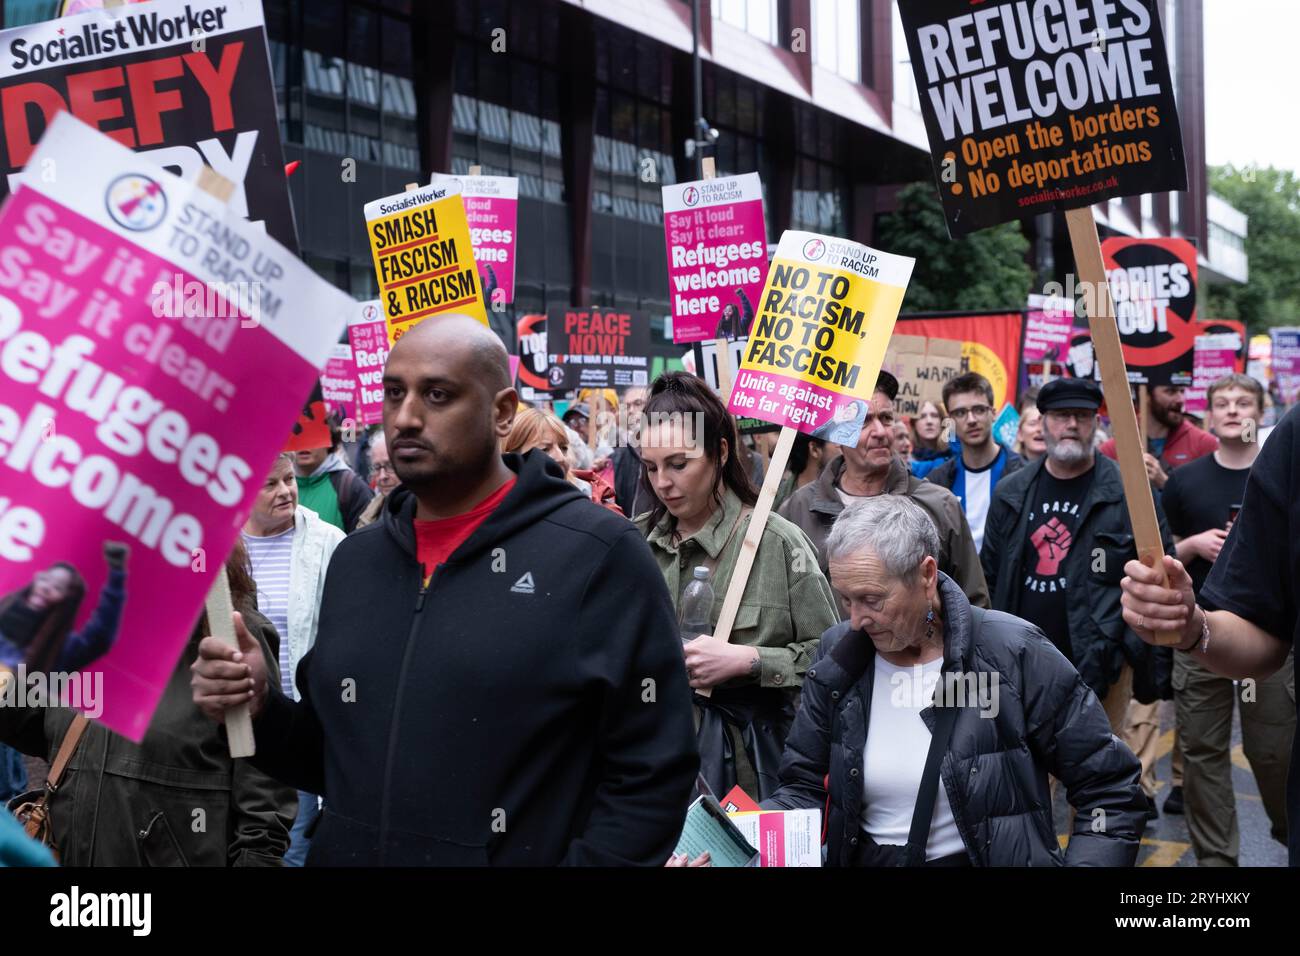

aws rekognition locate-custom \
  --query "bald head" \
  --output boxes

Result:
[391,314,511,397]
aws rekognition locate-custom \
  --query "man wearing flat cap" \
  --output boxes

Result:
[980,379,1175,817]
[779,370,990,609]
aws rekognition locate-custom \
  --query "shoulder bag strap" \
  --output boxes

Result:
[45,713,91,794]
[902,690,960,867]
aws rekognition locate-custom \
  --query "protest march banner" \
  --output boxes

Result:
[0,0,298,251]
[993,403,1020,449]
[898,0,1187,238]
[691,337,779,435]
[515,311,553,403]
[365,181,486,343]
[544,306,651,391]
[1101,236,1197,386]
[1246,333,1272,390]
[1186,333,1242,415]
[429,172,518,306]
[894,311,1025,412]
[0,113,353,740]
[899,0,1186,616]
[347,300,387,426]
[1024,293,1075,365]
[1271,328,1300,406]
[663,171,768,344]
[881,334,964,418]
[705,229,912,696]
[320,344,357,425]
[728,231,913,434]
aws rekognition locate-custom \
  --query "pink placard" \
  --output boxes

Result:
[321,343,358,423]
[1186,333,1241,415]
[347,300,388,426]
[0,114,353,740]
[429,174,518,306]
[1023,293,1074,362]
[663,173,769,344]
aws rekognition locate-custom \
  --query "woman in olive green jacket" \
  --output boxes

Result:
[636,372,838,801]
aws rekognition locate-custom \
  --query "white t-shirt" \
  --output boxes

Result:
[861,655,965,861]
[964,465,993,553]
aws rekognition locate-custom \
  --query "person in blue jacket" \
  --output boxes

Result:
[0,542,129,674]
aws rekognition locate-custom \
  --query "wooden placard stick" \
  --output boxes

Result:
[1064,209,1174,637]
[1138,383,1150,450]
[405,182,419,191]
[696,425,797,698]
[194,167,255,756]
[469,165,482,176]
[1043,358,1053,382]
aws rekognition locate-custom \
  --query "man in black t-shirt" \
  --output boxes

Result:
[1157,375,1294,864]
[984,379,1175,816]
[1122,402,1300,867]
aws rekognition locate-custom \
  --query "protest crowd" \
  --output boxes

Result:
[0,0,1297,883]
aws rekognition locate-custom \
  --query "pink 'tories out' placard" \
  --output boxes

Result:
[347,300,388,426]
[1024,293,1074,363]
[0,114,354,740]
[321,343,358,424]
[429,173,518,307]
[663,172,769,344]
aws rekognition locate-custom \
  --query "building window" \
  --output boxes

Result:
[262,0,421,297]
[812,0,861,83]
[891,1,920,110]
[791,105,849,235]
[714,0,779,45]
[453,4,570,315]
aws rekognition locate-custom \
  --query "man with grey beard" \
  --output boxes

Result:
[980,379,1175,816]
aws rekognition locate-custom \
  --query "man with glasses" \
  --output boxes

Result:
[355,432,402,530]
[927,373,1023,552]
[778,371,989,609]
[981,379,1175,817]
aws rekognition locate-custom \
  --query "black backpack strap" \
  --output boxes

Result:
[902,698,959,866]
[902,604,979,866]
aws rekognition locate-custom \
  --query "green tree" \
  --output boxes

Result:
[875,182,1033,313]
[1207,165,1300,332]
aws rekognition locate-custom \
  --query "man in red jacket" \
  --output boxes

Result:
[1099,384,1218,491]
[1099,382,1216,816]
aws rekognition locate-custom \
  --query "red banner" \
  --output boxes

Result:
[894,312,1025,412]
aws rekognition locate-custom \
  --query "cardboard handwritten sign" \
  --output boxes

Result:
[883,335,964,417]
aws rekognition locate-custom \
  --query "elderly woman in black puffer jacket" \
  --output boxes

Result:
[764,494,1147,867]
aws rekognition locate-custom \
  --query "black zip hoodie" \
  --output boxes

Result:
[248,450,699,865]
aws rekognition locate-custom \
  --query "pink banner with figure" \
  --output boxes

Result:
[429,173,519,306]
[347,300,388,426]
[1186,333,1242,415]
[663,172,769,344]
[321,344,358,424]
[1023,293,1074,363]
[0,114,353,740]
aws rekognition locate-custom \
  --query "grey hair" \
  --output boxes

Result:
[825,495,941,583]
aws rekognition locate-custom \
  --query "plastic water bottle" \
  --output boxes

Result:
[679,566,715,644]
